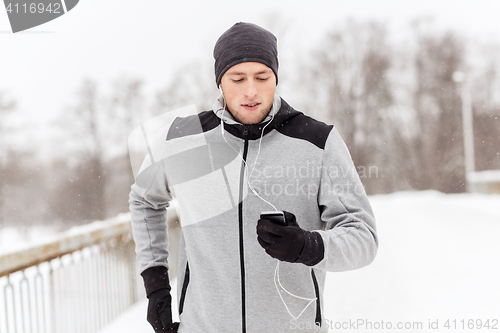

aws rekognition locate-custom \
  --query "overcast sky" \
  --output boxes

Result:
[1,0,500,138]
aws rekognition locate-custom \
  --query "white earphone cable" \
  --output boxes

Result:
[274,260,317,320]
[219,89,277,211]
[219,89,315,320]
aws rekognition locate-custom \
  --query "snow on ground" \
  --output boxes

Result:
[323,191,500,332]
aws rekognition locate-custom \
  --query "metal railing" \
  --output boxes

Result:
[0,215,142,333]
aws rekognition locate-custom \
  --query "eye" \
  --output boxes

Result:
[257,77,270,81]
[232,78,244,83]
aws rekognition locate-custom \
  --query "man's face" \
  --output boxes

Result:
[220,62,276,125]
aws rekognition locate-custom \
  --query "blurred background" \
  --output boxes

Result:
[1,0,500,332]
[1,0,499,236]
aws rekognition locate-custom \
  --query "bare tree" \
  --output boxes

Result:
[53,79,107,222]
[108,76,147,151]
[409,30,466,193]
[470,41,500,171]
[0,92,16,157]
[302,20,394,193]
[0,92,16,224]
[152,59,217,116]
[0,94,47,233]
[106,76,147,216]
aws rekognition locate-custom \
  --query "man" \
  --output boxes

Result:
[129,22,378,333]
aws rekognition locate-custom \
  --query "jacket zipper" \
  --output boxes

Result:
[178,262,190,315]
[238,125,249,332]
[311,269,322,327]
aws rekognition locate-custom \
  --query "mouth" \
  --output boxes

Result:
[242,102,261,111]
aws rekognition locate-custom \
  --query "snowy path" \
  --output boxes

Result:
[98,191,500,332]
[324,191,500,331]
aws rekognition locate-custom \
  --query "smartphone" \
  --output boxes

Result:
[260,211,286,226]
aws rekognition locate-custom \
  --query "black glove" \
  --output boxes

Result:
[141,266,180,332]
[256,211,325,266]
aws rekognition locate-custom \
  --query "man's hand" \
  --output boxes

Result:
[141,266,179,332]
[256,210,325,266]
[147,288,179,332]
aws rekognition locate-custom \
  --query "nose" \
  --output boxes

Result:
[244,82,258,98]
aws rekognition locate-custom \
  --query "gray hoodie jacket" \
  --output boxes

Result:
[129,95,378,332]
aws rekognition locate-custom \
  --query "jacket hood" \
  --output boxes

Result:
[212,93,302,140]
[212,93,282,125]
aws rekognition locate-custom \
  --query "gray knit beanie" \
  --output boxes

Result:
[213,22,279,87]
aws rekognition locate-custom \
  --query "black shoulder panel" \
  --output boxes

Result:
[166,111,220,141]
[275,112,333,150]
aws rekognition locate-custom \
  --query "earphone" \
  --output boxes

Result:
[218,86,317,320]
[219,87,226,138]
